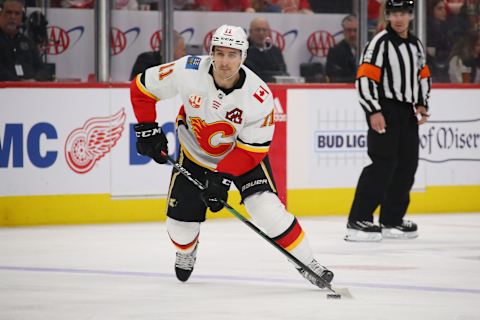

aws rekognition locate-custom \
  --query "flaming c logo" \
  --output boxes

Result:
[65,109,126,174]
[189,117,236,157]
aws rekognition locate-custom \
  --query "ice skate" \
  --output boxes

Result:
[381,220,418,239]
[344,220,382,242]
[297,259,334,289]
[174,244,198,282]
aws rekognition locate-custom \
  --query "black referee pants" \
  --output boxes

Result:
[348,99,419,226]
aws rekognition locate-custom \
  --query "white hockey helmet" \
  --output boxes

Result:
[210,25,249,62]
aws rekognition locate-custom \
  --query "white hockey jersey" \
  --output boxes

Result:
[131,55,275,176]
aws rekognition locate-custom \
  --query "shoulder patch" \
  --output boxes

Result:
[185,56,202,70]
[253,85,270,103]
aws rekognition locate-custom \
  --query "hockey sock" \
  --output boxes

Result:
[166,217,200,253]
[244,192,314,265]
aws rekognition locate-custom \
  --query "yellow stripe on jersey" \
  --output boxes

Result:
[135,74,159,101]
[176,114,186,126]
[180,141,216,171]
[236,140,269,153]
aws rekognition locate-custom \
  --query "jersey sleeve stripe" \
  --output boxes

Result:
[176,105,186,127]
[357,63,382,82]
[236,140,270,153]
[180,142,216,171]
[135,74,159,101]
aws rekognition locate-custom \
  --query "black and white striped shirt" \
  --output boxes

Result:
[356,25,432,115]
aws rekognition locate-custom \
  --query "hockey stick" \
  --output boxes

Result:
[161,152,339,295]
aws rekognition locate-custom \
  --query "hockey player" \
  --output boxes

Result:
[130,24,334,288]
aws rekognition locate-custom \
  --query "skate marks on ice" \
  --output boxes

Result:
[1,213,480,319]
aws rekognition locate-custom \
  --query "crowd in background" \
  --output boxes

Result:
[1,0,480,83]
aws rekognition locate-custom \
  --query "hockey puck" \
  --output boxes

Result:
[327,293,341,299]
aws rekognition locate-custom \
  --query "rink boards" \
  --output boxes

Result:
[1,83,479,225]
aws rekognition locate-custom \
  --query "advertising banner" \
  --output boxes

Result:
[287,88,480,190]
[43,9,345,81]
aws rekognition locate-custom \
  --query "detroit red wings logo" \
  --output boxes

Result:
[65,109,126,174]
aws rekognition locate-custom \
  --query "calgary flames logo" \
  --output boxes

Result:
[65,109,126,174]
[189,117,236,156]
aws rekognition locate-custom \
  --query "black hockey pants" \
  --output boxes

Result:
[348,99,419,226]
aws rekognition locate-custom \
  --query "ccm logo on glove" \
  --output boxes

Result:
[135,127,162,138]
[134,122,169,164]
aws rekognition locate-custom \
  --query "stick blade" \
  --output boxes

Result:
[332,287,353,299]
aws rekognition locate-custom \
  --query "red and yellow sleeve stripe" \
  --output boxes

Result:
[130,74,159,123]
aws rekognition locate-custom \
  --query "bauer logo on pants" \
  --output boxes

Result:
[65,109,126,174]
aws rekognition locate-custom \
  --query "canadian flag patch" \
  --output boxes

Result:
[253,85,270,103]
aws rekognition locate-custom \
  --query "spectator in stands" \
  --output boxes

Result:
[244,16,288,82]
[60,0,139,9]
[376,0,387,33]
[445,0,471,41]
[448,31,480,83]
[0,0,50,81]
[173,0,197,10]
[325,14,358,83]
[309,0,352,13]
[252,0,282,12]
[368,0,382,29]
[272,0,312,13]
[194,0,255,12]
[427,0,452,82]
[130,31,185,80]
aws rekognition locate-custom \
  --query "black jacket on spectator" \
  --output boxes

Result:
[309,0,352,13]
[426,19,451,82]
[0,29,49,81]
[325,39,356,83]
[244,39,288,83]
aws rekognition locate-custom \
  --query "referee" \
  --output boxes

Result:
[345,0,432,242]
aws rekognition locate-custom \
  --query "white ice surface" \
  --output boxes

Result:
[1,213,480,320]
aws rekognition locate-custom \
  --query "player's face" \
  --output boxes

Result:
[342,19,357,48]
[249,20,270,47]
[212,46,242,78]
[388,11,411,36]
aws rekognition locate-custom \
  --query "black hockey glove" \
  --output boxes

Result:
[134,122,168,164]
[201,171,233,212]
